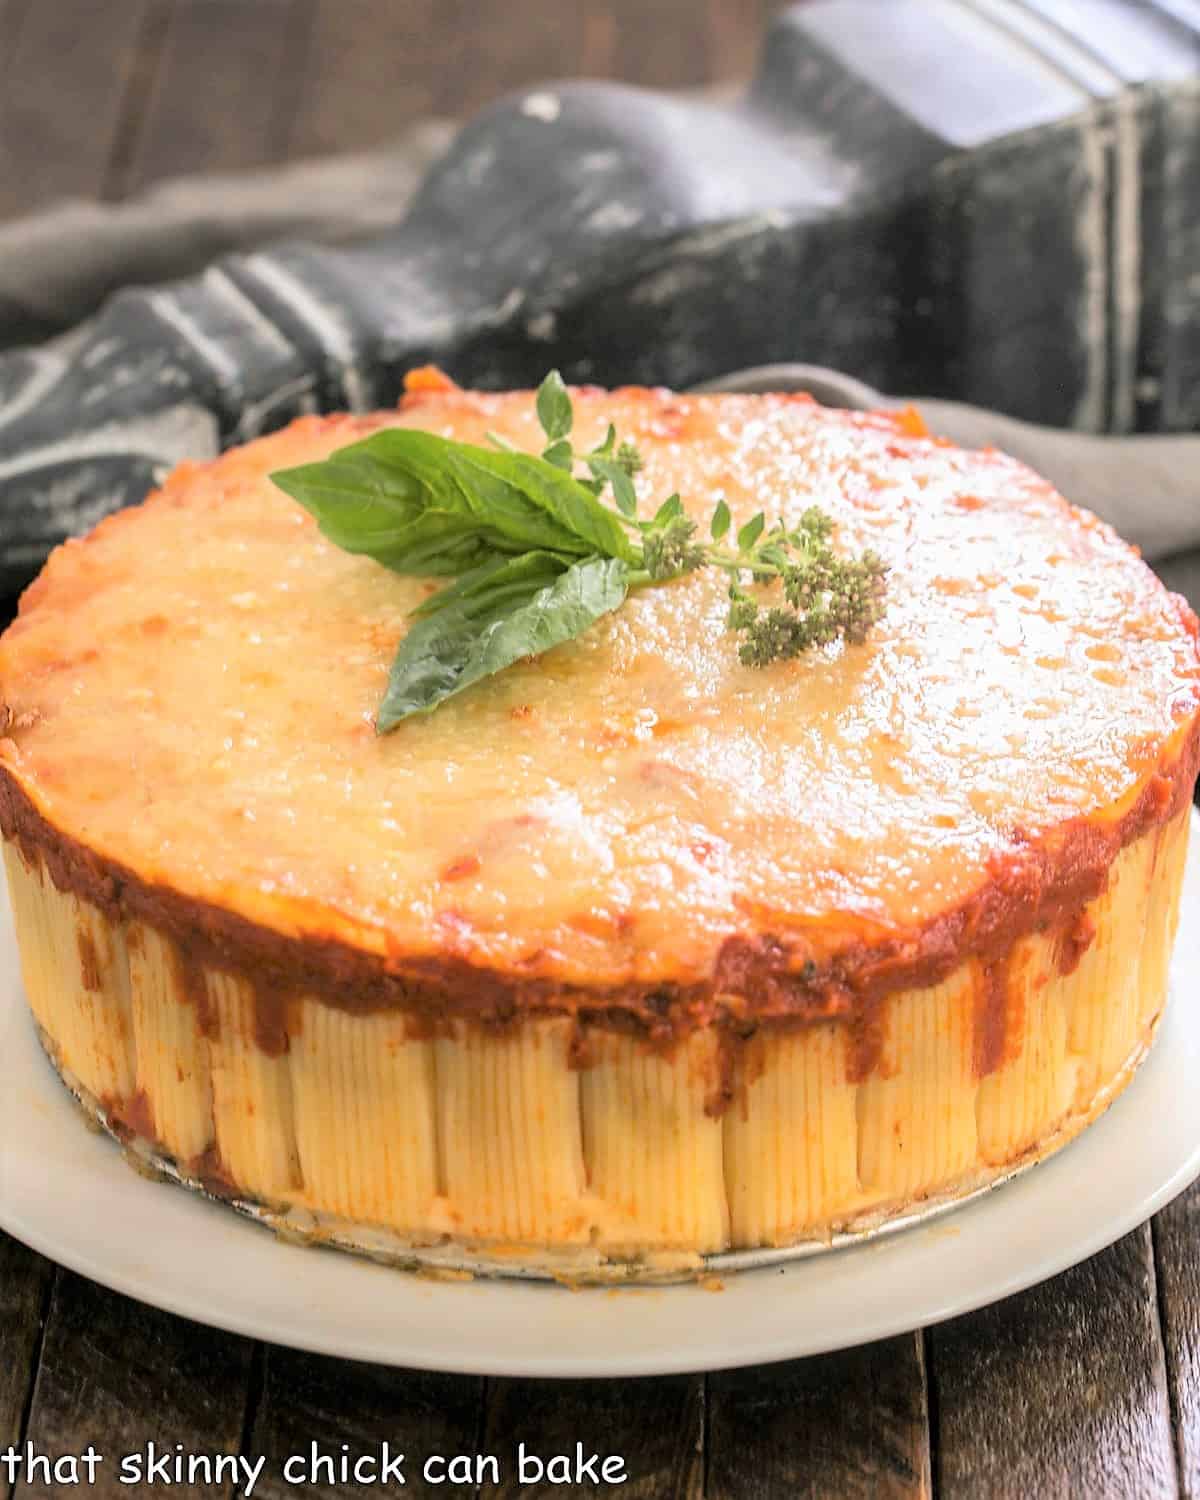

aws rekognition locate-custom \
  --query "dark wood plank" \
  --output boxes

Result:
[576,3,619,78]
[0,1233,54,1478]
[537,0,785,94]
[289,0,596,159]
[1154,1177,1200,1497]
[704,0,783,87]
[0,0,158,220]
[428,3,587,120]
[247,1347,482,1498]
[482,1374,702,1499]
[16,1272,253,1499]
[930,1226,1178,1498]
[121,0,305,196]
[285,0,455,159]
[609,0,721,89]
[707,1335,930,1500]
[604,0,789,90]
[0,0,32,80]
[287,0,778,161]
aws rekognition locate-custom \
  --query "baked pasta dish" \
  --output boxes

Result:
[2,373,1197,1279]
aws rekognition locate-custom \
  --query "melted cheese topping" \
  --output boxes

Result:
[2,386,1198,988]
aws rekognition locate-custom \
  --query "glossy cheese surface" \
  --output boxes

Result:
[2,386,1198,990]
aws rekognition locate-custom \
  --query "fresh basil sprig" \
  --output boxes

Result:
[270,372,889,729]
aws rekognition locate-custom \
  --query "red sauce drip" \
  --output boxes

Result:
[253,984,291,1058]
[704,1030,737,1118]
[76,929,102,992]
[974,953,1014,1079]
[566,1022,593,1071]
[1056,908,1097,976]
[174,948,218,1039]
[847,998,886,1084]
[104,1088,155,1142]
[1146,773,1174,819]
[188,1143,236,1198]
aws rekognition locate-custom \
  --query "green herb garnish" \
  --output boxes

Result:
[270,372,888,730]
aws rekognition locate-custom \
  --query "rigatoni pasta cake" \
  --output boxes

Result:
[1,369,1197,1279]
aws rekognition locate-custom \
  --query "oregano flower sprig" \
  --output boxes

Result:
[270,372,888,729]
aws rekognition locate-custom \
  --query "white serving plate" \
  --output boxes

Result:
[2,811,1198,1378]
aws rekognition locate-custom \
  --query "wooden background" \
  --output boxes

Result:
[1,2,1200,1495]
[0,0,783,224]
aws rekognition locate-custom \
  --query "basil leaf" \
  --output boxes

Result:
[378,556,629,729]
[587,456,638,518]
[410,551,570,618]
[272,431,636,572]
[467,448,637,561]
[653,494,683,525]
[270,449,499,575]
[541,438,574,471]
[737,512,765,551]
[536,370,573,443]
[274,436,580,570]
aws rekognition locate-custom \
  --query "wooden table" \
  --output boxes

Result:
[2,3,1200,1495]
